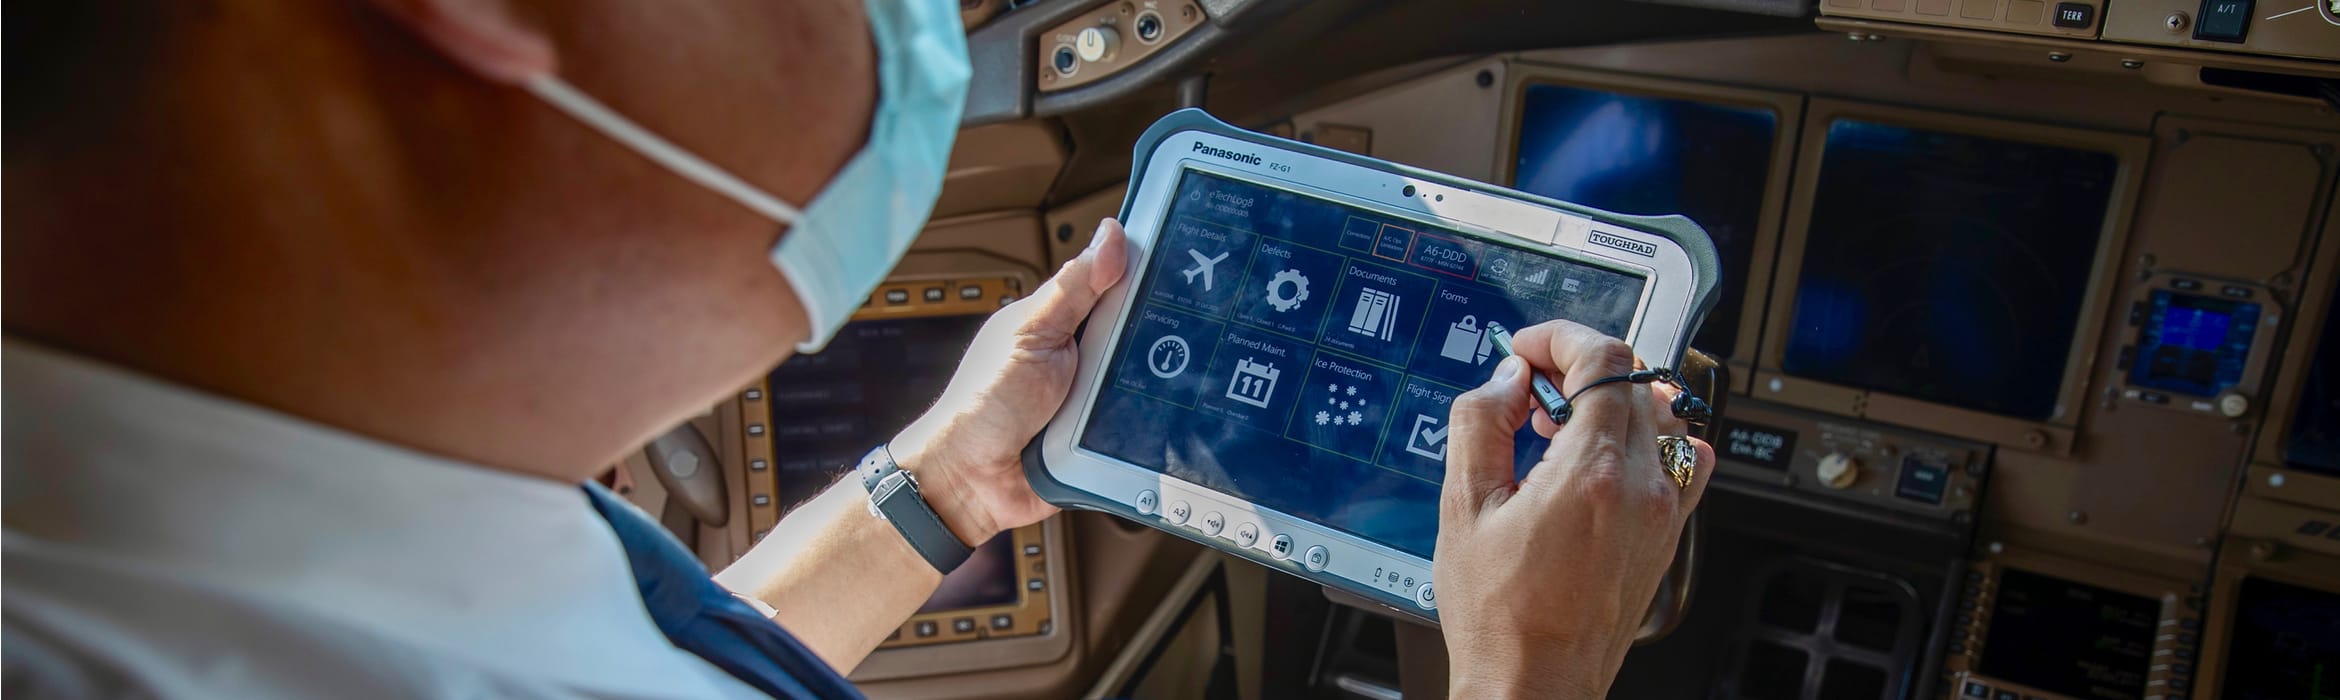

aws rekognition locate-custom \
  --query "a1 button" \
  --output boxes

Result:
[1233,522,1261,547]
[1270,534,1294,560]
[1166,501,1192,525]
[1303,545,1330,572]
[1200,511,1225,535]
[1414,581,1438,610]
[1135,490,1159,515]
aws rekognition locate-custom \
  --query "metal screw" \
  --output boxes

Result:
[2164,11,2189,31]
[1475,70,1494,88]
[1055,222,1074,243]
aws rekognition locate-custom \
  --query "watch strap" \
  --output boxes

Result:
[858,445,974,574]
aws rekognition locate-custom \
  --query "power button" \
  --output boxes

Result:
[1414,581,1438,610]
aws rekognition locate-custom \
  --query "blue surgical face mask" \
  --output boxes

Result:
[524,0,970,353]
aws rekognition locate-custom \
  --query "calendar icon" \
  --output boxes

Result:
[1225,358,1279,409]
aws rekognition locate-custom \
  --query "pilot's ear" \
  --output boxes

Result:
[364,0,557,84]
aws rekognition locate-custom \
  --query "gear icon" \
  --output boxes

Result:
[1264,269,1310,312]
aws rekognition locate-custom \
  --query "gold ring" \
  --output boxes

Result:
[1657,435,1697,490]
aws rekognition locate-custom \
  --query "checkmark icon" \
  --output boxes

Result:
[1405,414,1449,460]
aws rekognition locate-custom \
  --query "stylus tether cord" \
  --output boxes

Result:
[1552,367,1713,426]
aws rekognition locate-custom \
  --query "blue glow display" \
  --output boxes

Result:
[1782,120,2120,421]
[1513,83,1777,358]
[2130,290,2258,397]
[1079,169,1647,558]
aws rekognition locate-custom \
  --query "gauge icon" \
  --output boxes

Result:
[1148,335,1191,379]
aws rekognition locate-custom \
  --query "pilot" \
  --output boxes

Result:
[1,1,1714,698]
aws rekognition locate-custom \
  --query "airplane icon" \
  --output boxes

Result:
[1181,249,1229,291]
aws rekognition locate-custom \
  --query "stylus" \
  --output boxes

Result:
[1485,323,1570,425]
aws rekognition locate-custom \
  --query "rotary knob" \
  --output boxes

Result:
[1816,453,1861,490]
[1075,26,1120,63]
[2217,393,2249,418]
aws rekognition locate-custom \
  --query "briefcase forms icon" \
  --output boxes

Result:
[1440,315,1494,365]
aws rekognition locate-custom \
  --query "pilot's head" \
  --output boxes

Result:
[3,0,967,479]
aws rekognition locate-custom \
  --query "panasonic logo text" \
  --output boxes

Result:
[1192,141,1264,165]
[1587,231,1657,258]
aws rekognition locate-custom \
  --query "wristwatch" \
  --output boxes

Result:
[857,444,973,574]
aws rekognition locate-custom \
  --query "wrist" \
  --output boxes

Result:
[887,425,1000,547]
[1444,633,1607,700]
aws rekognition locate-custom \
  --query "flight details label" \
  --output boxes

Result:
[1719,419,1797,471]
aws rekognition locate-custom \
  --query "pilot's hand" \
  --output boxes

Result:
[1434,320,1715,699]
[889,219,1129,546]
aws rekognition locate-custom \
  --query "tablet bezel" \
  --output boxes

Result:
[1036,122,1707,617]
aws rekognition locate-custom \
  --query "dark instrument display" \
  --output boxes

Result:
[1979,568,2158,700]
[1783,120,2120,420]
[1513,83,1778,358]
[2220,577,2340,700]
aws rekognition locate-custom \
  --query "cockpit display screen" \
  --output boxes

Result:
[2286,287,2340,475]
[1513,83,1777,358]
[1979,568,2157,700]
[2219,577,2340,700]
[1783,120,2120,420]
[2130,290,2259,397]
[1077,168,1648,559]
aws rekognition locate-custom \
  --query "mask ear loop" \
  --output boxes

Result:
[523,75,807,226]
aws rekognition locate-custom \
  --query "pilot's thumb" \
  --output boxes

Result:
[1018,219,1129,347]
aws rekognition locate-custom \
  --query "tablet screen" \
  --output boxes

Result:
[1078,168,1647,558]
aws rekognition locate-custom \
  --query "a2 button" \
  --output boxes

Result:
[1166,500,1192,525]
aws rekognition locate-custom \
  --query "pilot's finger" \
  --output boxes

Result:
[1443,355,1532,524]
[1644,378,1690,437]
[1014,219,1129,349]
[1506,320,1640,438]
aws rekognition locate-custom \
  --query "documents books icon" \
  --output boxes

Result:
[1346,288,1400,341]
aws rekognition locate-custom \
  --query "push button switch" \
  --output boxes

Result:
[2051,1,2094,27]
[2194,0,2253,41]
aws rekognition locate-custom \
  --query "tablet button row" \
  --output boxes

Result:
[1200,511,1225,536]
[1303,545,1330,572]
[1166,500,1192,525]
[1135,489,1159,516]
[1414,581,1437,610]
[1233,522,1260,547]
[1270,534,1295,560]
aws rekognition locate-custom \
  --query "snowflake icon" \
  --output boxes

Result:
[1346,385,1358,397]
[1327,383,1338,393]
[1338,400,1351,410]
[1315,411,1332,426]
[1347,411,1364,425]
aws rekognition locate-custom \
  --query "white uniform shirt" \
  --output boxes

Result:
[2,342,769,699]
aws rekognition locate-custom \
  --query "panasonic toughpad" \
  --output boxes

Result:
[1026,109,1720,620]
